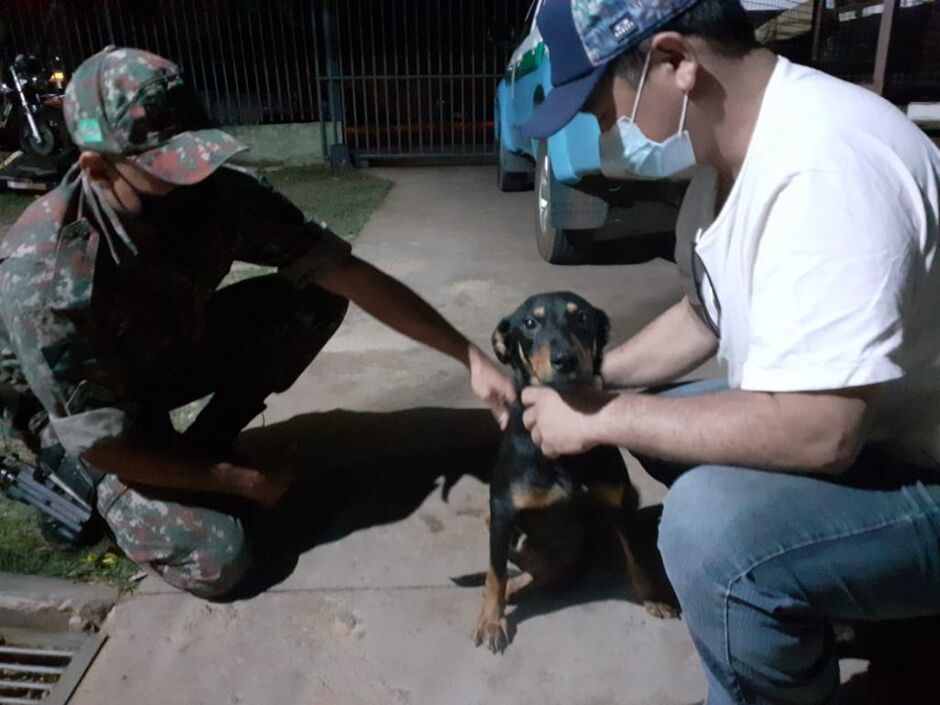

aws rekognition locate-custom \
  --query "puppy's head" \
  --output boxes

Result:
[492,292,610,389]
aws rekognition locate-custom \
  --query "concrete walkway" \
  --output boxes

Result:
[72,167,714,705]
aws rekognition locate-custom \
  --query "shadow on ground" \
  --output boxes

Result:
[212,406,671,619]
[217,407,499,597]
[838,617,940,705]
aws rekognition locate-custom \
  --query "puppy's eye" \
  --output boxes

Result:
[524,318,538,330]
[577,311,590,326]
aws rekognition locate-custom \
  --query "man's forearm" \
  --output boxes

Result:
[589,389,870,474]
[83,436,268,500]
[318,257,471,366]
[602,297,718,389]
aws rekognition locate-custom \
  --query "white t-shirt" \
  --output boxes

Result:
[676,57,940,467]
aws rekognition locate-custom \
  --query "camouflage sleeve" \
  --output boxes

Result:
[216,166,352,288]
[0,260,134,457]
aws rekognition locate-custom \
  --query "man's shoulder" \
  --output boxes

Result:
[758,59,930,178]
[209,164,280,199]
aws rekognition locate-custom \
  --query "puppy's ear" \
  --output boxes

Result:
[492,318,514,365]
[593,309,611,372]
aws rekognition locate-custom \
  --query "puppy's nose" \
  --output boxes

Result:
[551,351,578,374]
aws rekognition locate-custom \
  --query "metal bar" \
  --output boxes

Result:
[197,0,222,119]
[369,0,383,151]
[0,680,52,691]
[0,696,53,705]
[415,1,424,151]
[438,0,446,150]
[0,645,73,658]
[872,0,899,96]
[286,0,308,123]
[125,0,142,54]
[380,1,397,154]
[239,5,264,125]
[811,0,826,64]
[340,0,360,151]
[309,2,328,158]
[400,0,413,153]
[115,0,131,52]
[103,0,116,44]
[472,0,480,148]
[426,0,434,149]
[175,0,200,92]
[42,633,106,705]
[267,2,287,122]
[255,0,275,124]
[276,0,297,122]
[357,0,371,152]
[0,662,66,676]
[212,2,233,124]
[460,0,467,151]
[221,3,243,124]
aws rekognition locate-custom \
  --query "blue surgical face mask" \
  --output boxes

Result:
[599,51,697,181]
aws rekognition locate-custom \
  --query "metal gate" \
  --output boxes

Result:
[0,0,530,163]
[322,0,527,161]
[1,1,935,163]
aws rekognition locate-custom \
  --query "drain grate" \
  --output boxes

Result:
[0,628,105,705]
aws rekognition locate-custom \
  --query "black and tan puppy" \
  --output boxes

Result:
[473,292,676,653]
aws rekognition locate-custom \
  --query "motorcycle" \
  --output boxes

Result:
[0,53,73,161]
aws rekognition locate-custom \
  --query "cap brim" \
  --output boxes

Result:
[521,65,606,140]
[129,129,247,186]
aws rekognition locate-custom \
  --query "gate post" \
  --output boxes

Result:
[872,0,899,96]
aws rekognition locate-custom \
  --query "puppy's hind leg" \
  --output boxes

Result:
[616,525,679,619]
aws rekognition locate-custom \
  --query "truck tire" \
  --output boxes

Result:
[534,141,592,264]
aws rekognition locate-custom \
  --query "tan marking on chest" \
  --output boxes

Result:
[511,484,570,510]
[588,483,625,508]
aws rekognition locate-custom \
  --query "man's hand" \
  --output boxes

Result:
[521,387,612,458]
[469,344,516,430]
[235,466,292,508]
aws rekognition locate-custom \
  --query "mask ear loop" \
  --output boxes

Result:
[677,92,690,134]
[629,49,654,123]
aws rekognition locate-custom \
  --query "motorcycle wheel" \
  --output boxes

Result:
[20,118,59,157]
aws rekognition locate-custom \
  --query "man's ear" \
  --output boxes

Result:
[649,32,699,94]
[491,318,514,365]
[593,309,611,372]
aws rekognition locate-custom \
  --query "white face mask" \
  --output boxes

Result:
[599,50,697,181]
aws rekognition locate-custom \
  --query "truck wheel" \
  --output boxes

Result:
[534,141,592,264]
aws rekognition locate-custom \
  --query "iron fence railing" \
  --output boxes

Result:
[0,0,936,163]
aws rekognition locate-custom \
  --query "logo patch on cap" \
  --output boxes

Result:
[76,118,104,144]
[610,11,637,43]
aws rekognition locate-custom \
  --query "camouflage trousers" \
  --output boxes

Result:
[95,276,348,598]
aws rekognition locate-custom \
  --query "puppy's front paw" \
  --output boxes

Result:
[644,600,680,619]
[473,613,510,654]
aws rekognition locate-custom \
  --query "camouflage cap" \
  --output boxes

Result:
[64,47,246,186]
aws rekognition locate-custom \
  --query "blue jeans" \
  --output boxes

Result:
[644,380,940,705]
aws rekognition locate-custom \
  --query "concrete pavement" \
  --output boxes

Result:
[73,166,717,705]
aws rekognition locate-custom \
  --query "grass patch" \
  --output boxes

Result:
[0,189,36,229]
[0,497,137,590]
[261,165,392,240]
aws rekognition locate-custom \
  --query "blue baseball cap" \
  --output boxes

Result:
[522,0,702,140]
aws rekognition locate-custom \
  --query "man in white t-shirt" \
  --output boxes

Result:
[520,1,940,703]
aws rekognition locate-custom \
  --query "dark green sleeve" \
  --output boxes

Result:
[215,166,352,284]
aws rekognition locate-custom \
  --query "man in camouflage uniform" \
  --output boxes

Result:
[0,47,514,598]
